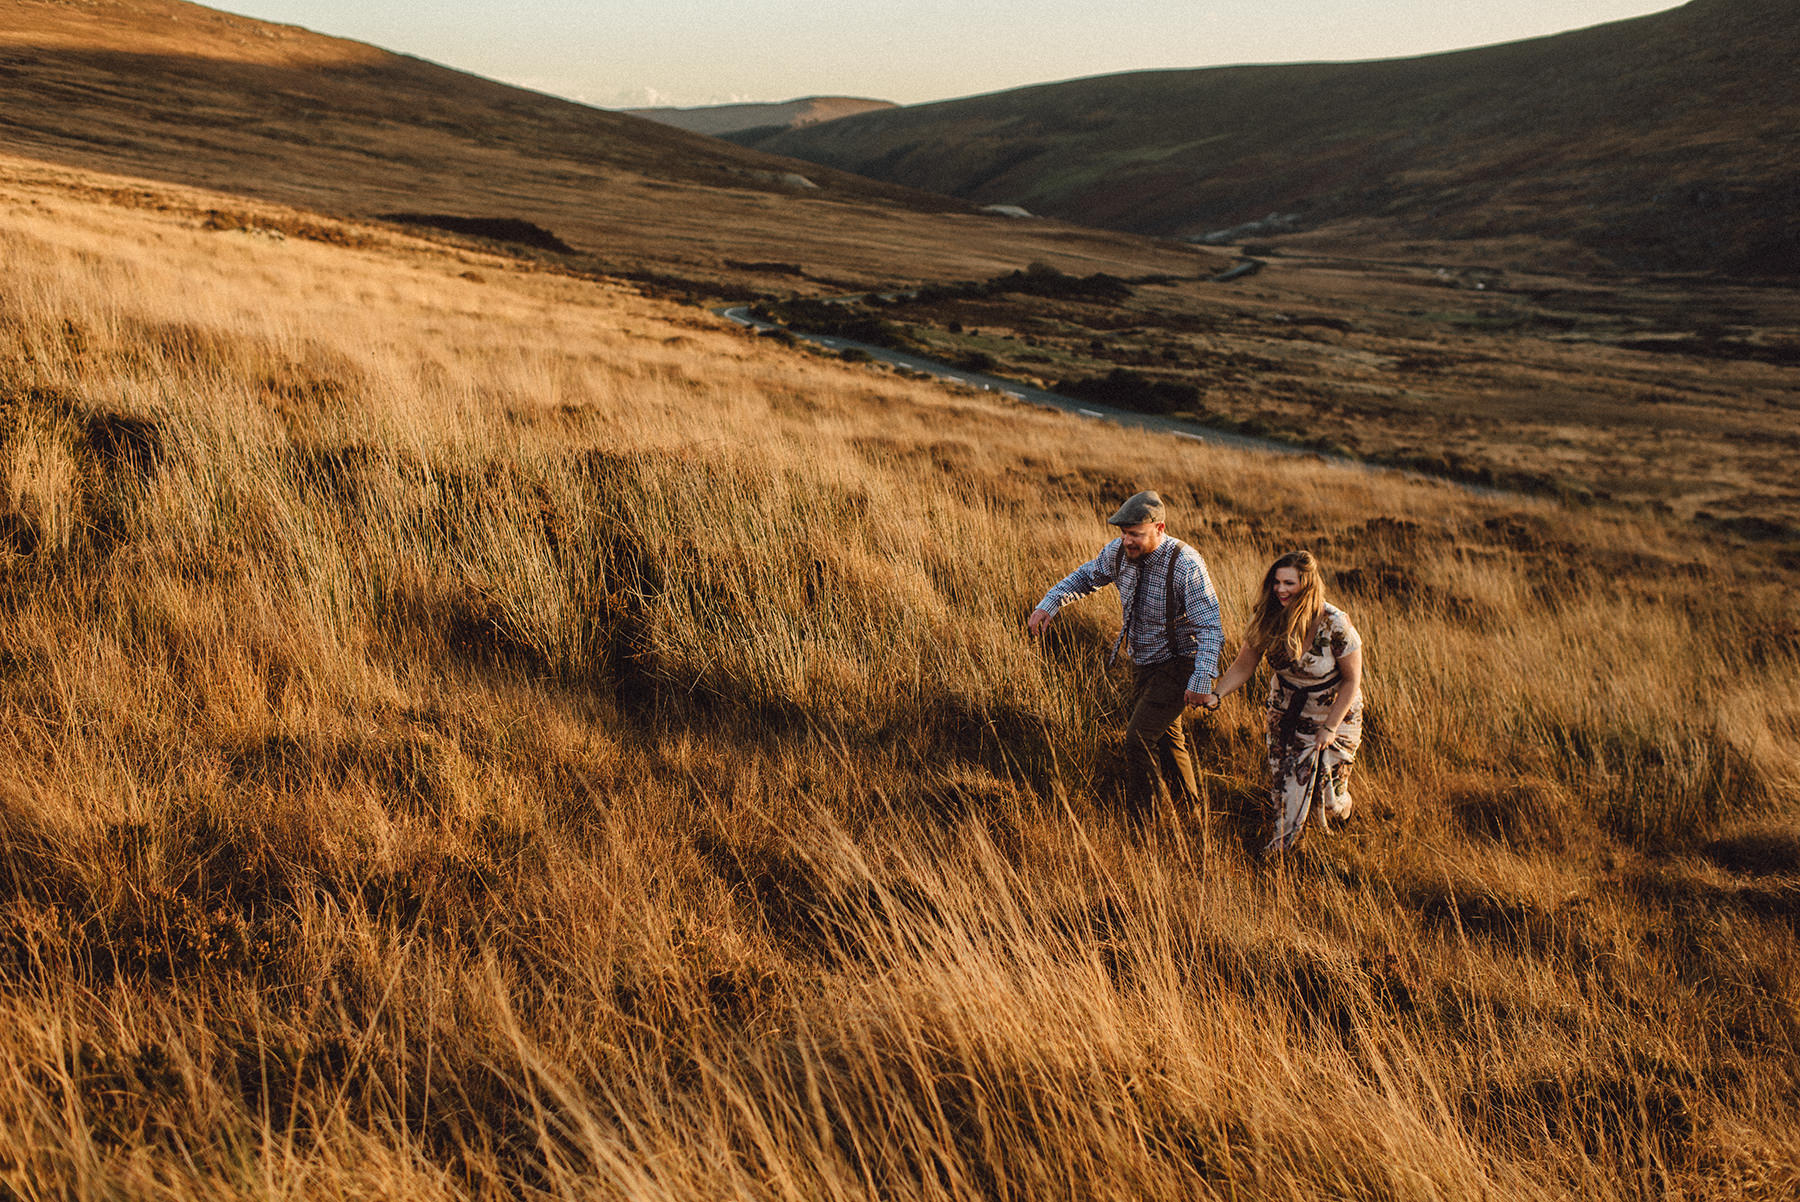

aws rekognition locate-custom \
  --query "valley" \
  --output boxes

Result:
[748,252,1800,533]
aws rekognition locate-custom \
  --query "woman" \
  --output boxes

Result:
[1206,550,1363,855]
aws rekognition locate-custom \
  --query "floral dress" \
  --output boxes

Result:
[1263,603,1362,853]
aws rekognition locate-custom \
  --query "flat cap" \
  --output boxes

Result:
[1108,490,1166,526]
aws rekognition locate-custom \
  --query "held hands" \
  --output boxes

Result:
[1186,690,1221,711]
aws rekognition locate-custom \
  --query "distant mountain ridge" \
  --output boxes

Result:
[0,0,1007,282]
[0,0,1214,289]
[626,96,896,137]
[731,0,1800,275]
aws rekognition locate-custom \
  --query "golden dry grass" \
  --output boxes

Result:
[2,159,1798,1201]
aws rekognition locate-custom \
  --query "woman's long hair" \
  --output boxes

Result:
[1249,550,1325,667]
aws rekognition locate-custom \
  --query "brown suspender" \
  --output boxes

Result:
[1163,538,1189,656]
[1111,538,1195,662]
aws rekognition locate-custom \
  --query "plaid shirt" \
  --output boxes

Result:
[1036,535,1224,693]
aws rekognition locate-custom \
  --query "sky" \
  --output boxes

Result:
[210,1,1685,109]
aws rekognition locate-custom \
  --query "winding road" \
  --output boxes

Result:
[717,305,1306,457]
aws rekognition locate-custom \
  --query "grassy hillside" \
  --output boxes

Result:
[0,0,1203,290]
[735,0,1800,276]
[2,153,1798,1199]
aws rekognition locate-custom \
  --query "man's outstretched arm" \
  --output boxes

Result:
[1026,539,1121,633]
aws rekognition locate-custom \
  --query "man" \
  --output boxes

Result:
[1027,491,1224,820]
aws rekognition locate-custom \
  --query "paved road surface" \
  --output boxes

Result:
[717,305,1307,457]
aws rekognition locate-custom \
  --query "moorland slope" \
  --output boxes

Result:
[11,0,1792,543]
[0,0,1796,1195]
[734,0,1800,275]
[3,146,1798,1202]
[0,0,1202,288]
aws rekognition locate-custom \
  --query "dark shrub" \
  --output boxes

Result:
[379,213,574,253]
[988,264,1133,303]
[1056,368,1198,414]
[763,299,922,354]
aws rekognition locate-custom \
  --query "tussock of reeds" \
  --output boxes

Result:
[1,158,1797,1200]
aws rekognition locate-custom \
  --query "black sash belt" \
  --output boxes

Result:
[1275,670,1341,750]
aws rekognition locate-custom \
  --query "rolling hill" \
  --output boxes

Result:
[625,96,896,137]
[731,0,1800,276]
[3,0,1799,1194]
[5,140,1799,1202]
[0,0,1202,288]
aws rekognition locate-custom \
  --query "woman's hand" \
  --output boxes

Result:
[1212,642,1264,703]
[1185,690,1220,711]
[1312,726,1339,752]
